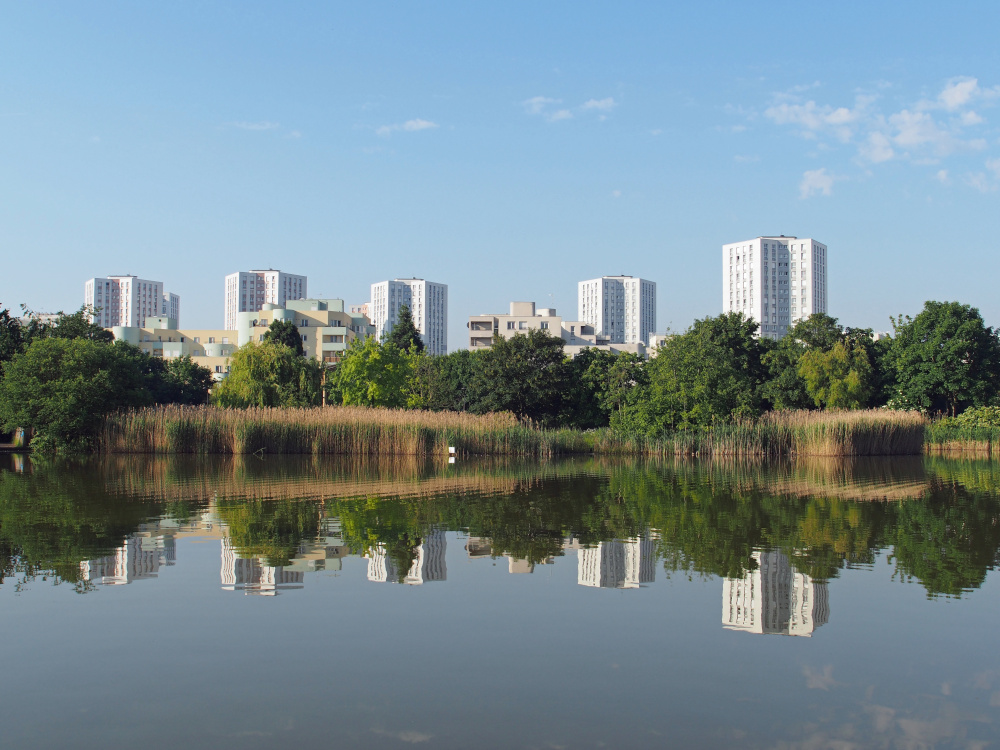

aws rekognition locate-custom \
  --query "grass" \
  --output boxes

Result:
[98,405,928,457]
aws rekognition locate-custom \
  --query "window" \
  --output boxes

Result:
[540,321,548,330]
[506,321,515,330]
[194,337,200,343]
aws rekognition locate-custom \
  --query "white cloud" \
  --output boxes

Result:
[986,158,1000,177]
[401,119,437,132]
[799,168,834,198]
[611,189,622,198]
[233,121,280,131]
[582,97,617,112]
[548,109,573,122]
[649,129,662,136]
[285,130,302,139]
[935,169,950,184]
[859,131,894,163]
[964,172,994,192]
[765,98,864,142]
[522,96,557,115]
[371,729,431,744]
[939,77,979,110]
[376,119,439,137]
[961,111,984,126]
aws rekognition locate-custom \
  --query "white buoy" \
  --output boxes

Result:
[448,446,456,454]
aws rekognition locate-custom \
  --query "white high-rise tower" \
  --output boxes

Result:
[577,276,656,345]
[370,278,448,355]
[85,275,179,328]
[723,236,828,340]
[224,269,307,331]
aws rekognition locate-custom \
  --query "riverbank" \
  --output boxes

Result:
[97,405,928,457]
[925,421,1000,456]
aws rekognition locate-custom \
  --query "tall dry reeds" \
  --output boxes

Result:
[99,405,593,457]
[763,409,927,457]
[98,405,927,458]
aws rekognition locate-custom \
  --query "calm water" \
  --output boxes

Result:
[1,453,999,749]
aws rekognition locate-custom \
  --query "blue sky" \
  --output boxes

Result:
[3,1,999,348]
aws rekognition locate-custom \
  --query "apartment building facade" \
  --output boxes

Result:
[723,236,828,340]
[224,269,307,331]
[468,301,646,358]
[369,278,448,355]
[237,298,375,364]
[110,317,237,379]
[578,276,656,346]
[85,275,180,328]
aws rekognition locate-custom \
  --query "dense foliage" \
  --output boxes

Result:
[383,304,424,353]
[0,304,214,450]
[211,341,322,408]
[262,318,305,356]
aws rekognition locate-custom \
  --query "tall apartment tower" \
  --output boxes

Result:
[85,275,178,328]
[370,278,448,355]
[578,276,656,345]
[723,236,828,340]
[224,269,307,331]
[160,293,181,323]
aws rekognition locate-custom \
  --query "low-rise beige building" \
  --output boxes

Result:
[237,298,375,364]
[468,302,646,358]
[112,317,237,379]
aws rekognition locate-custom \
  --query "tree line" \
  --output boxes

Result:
[2,300,999,450]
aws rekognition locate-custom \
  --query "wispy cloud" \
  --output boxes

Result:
[521,95,619,122]
[233,121,280,131]
[734,154,759,163]
[375,119,439,137]
[800,168,835,198]
[522,96,557,115]
[755,76,1000,191]
[371,729,432,744]
[582,97,617,112]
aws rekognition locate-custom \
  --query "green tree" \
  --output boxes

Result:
[798,338,874,409]
[0,305,24,371]
[384,304,424,353]
[762,314,844,411]
[158,355,215,405]
[618,313,767,434]
[330,336,415,409]
[889,301,1000,415]
[262,318,305,356]
[212,341,322,408]
[563,349,648,429]
[47,306,115,342]
[469,329,569,426]
[417,349,481,412]
[0,339,155,450]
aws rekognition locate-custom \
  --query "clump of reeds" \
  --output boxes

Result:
[925,420,1000,456]
[99,405,594,457]
[763,409,927,457]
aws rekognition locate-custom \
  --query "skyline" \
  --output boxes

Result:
[3,3,1000,350]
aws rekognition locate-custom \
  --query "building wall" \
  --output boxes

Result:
[468,301,645,358]
[85,275,171,328]
[578,276,656,345]
[109,321,237,379]
[237,298,375,364]
[160,293,181,325]
[723,237,828,340]
[369,278,448,355]
[224,269,307,331]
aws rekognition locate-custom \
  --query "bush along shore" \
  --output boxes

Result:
[97,405,929,458]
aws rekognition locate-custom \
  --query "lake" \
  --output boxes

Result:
[1,453,998,749]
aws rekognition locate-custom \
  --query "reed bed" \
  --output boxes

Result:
[925,421,1000,456]
[98,405,927,458]
[99,405,593,457]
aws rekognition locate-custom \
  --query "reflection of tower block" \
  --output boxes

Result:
[219,538,304,596]
[722,550,829,636]
[578,539,656,589]
[79,535,163,585]
[366,530,448,585]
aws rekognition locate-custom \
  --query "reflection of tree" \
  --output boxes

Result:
[889,484,1000,597]
[0,462,195,588]
[215,498,320,567]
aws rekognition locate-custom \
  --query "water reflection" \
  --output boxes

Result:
[722,550,829,636]
[1,453,999,600]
